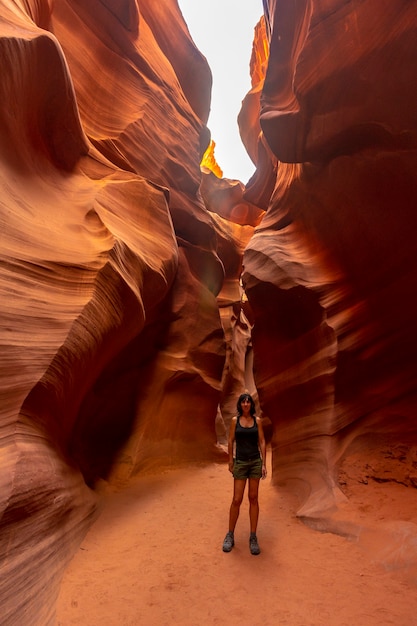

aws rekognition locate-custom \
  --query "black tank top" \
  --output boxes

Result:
[235,416,260,461]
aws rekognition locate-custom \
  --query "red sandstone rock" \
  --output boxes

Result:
[0,1,224,622]
[3,0,417,622]
[243,0,417,517]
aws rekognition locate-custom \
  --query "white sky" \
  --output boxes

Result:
[178,0,263,183]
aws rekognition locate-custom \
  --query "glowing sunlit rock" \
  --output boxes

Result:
[201,139,223,178]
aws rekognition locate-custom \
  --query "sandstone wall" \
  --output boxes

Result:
[0,1,229,622]
[242,0,417,516]
[3,0,417,622]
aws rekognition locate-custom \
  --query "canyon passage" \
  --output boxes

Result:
[1,1,417,624]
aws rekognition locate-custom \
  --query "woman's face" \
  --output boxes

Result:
[241,398,252,413]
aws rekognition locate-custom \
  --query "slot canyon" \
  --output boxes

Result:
[2,1,417,624]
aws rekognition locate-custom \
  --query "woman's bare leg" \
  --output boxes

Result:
[228,479,246,531]
[248,478,260,533]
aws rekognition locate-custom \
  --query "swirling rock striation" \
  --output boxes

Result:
[0,0,224,623]
[3,0,417,621]
[242,0,417,517]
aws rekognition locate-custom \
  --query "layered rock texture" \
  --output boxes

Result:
[0,0,233,622]
[1,0,417,623]
[241,0,417,517]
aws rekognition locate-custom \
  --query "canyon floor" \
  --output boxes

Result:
[56,454,417,626]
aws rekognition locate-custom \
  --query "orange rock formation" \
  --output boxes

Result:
[242,0,417,517]
[1,0,417,623]
[1,0,222,622]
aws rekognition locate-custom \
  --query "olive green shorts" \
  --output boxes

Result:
[233,457,262,480]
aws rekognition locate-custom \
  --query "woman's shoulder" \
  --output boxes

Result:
[231,415,238,423]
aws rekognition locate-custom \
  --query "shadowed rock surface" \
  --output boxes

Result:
[242,0,417,517]
[2,0,417,623]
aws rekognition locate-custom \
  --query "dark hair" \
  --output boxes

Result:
[236,393,255,417]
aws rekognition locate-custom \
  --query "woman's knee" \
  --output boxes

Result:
[248,493,259,505]
[232,495,244,507]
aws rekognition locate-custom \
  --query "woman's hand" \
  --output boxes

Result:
[228,460,234,473]
[262,464,267,479]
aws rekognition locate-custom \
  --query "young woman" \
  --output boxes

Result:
[222,393,267,555]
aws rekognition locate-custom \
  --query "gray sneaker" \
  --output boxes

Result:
[222,531,234,552]
[249,533,260,555]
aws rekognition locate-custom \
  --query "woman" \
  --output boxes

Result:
[222,392,267,555]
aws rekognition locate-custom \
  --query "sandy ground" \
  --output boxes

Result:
[56,457,417,626]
